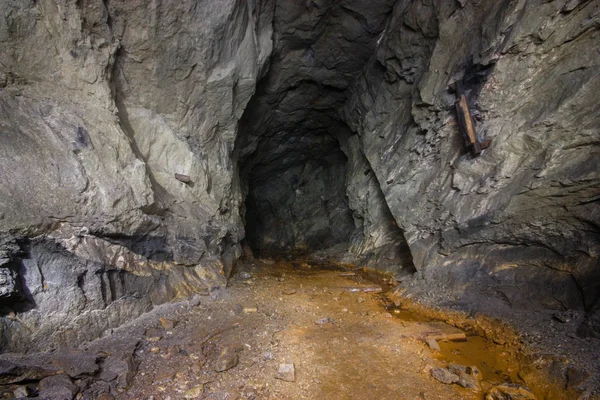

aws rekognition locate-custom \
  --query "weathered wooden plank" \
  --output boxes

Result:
[419,321,467,342]
[398,321,467,342]
[454,83,482,157]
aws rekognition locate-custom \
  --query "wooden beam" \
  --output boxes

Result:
[454,83,482,156]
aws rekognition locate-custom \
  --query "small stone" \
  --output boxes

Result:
[174,173,191,183]
[215,351,239,372]
[237,271,253,280]
[159,318,178,330]
[97,347,140,389]
[188,294,202,307]
[457,373,479,390]
[145,328,162,342]
[342,308,349,313]
[275,363,295,382]
[39,374,78,399]
[314,317,333,325]
[243,307,258,313]
[466,365,482,380]
[566,367,590,389]
[425,339,441,351]
[12,386,29,398]
[448,363,480,389]
[430,367,459,384]
[149,347,160,353]
[155,369,175,381]
[167,345,181,356]
[447,364,467,375]
[183,385,205,399]
[357,297,365,303]
[485,383,537,400]
[282,288,297,295]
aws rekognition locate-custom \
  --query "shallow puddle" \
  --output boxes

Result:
[384,299,521,382]
[386,304,431,323]
[437,335,520,384]
[233,257,570,399]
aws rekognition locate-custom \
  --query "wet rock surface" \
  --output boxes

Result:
[485,383,538,400]
[430,367,460,385]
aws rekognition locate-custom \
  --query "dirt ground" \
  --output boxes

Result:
[3,256,588,399]
[116,258,565,400]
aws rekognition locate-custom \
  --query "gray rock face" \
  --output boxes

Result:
[0,268,16,298]
[339,0,600,327]
[0,0,599,350]
[0,0,272,351]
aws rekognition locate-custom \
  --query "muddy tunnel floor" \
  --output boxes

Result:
[1,256,588,400]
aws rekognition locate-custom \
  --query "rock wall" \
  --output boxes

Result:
[0,0,274,351]
[341,0,600,331]
[0,0,599,351]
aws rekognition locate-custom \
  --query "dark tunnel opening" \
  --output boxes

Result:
[235,81,358,256]
[233,0,416,275]
[235,79,416,275]
[243,136,354,253]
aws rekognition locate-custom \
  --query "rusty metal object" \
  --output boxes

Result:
[454,83,482,156]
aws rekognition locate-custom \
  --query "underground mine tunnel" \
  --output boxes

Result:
[0,0,599,399]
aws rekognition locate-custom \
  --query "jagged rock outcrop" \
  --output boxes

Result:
[0,0,598,352]
[340,0,600,326]
[0,0,274,351]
